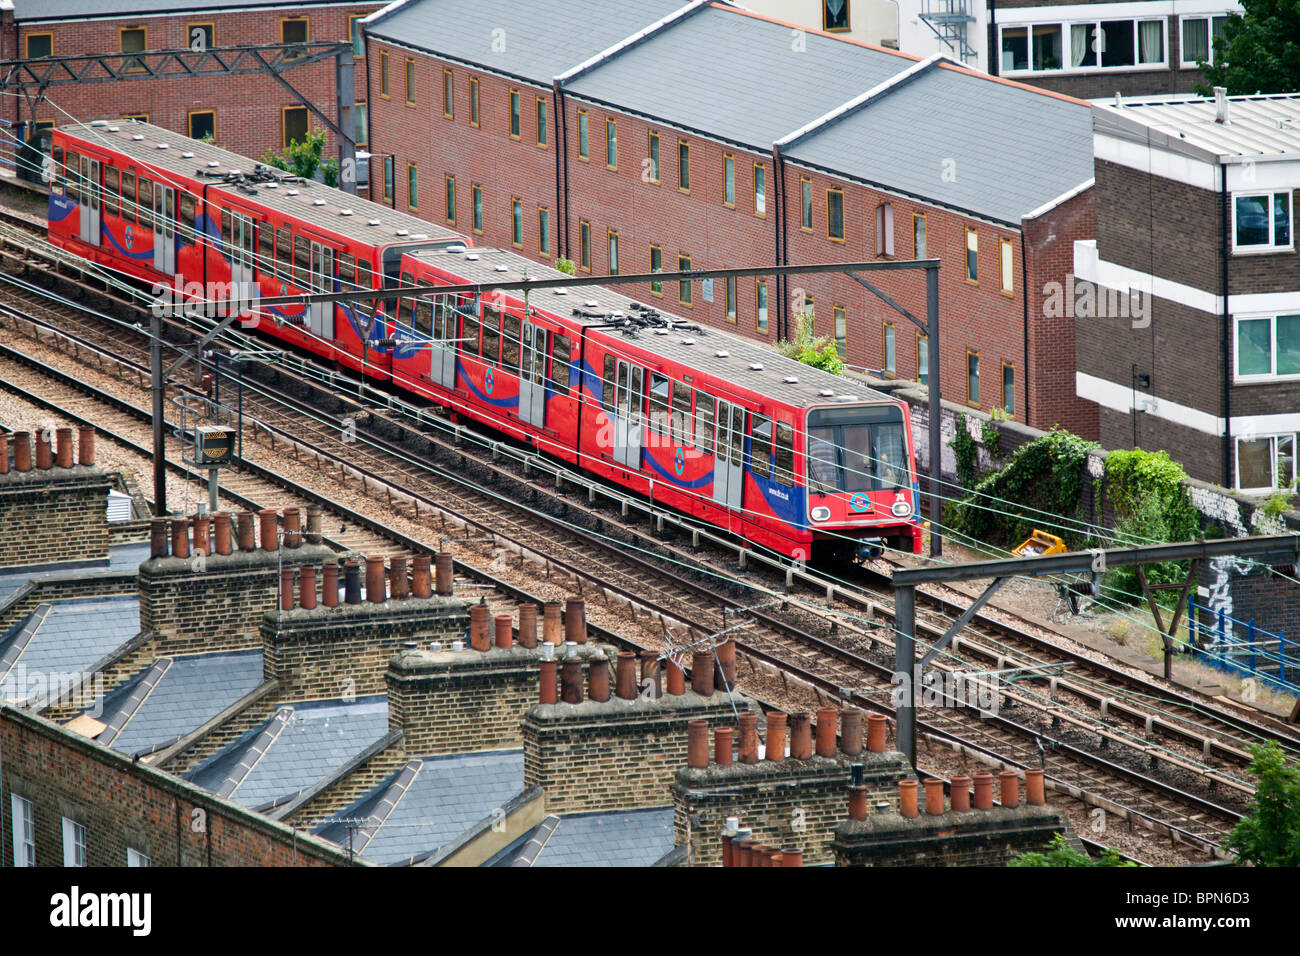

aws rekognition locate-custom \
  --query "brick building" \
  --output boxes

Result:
[1073,92,1300,491]
[2,0,377,168]
[363,0,1098,432]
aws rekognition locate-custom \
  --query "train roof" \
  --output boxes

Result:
[55,121,462,247]
[407,245,898,411]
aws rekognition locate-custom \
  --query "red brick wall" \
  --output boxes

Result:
[10,4,377,162]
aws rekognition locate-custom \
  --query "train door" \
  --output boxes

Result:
[612,359,642,469]
[519,320,548,428]
[152,184,175,274]
[79,156,101,247]
[713,400,745,509]
[430,298,457,388]
[309,241,335,338]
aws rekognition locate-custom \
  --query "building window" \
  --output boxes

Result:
[405,58,416,106]
[827,189,845,241]
[1181,15,1228,67]
[834,305,847,355]
[127,848,150,867]
[875,202,895,256]
[512,198,523,247]
[725,276,737,322]
[445,175,455,225]
[25,33,52,59]
[967,350,980,405]
[606,119,617,169]
[917,333,929,385]
[577,110,589,160]
[383,156,394,201]
[678,140,690,191]
[380,51,390,98]
[282,17,308,44]
[282,106,308,147]
[536,98,547,147]
[188,23,214,51]
[756,279,769,332]
[354,102,368,147]
[678,254,692,306]
[443,69,453,119]
[579,220,591,271]
[913,213,927,259]
[1002,363,1015,415]
[348,15,365,58]
[823,0,850,31]
[62,818,87,867]
[883,321,895,375]
[188,110,215,141]
[608,229,619,274]
[648,131,660,183]
[12,794,35,867]
[407,163,418,210]
[120,27,147,73]
[965,228,978,282]
[469,77,479,127]
[1235,314,1300,380]
[1000,19,1164,74]
[1234,191,1292,252]
[539,207,550,256]
[754,164,766,216]
[723,154,735,207]
[1238,434,1297,492]
[800,177,813,230]
[1000,238,1014,293]
[650,245,663,295]
[472,184,483,233]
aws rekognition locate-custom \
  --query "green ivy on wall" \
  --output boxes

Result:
[1102,448,1200,605]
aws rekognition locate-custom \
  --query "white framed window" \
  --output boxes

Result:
[1234,313,1300,381]
[11,794,35,867]
[127,847,151,867]
[1233,191,1293,253]
[1000,18,1166,74]
[1180,14,1228,67]
[62,816,86,867]
[1000,238,1014,293]
[1237,433,1296,493]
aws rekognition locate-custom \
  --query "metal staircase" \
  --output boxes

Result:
[918,0,977,64]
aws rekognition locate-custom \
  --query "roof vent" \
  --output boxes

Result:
[90,120,108,128]
[287,189,299,196]
[451,639,465,652]
[447,244,467,254]
[207,161,220,168]
[412,233,428,240]
[837,394,858,403]
[552,287,568,295]
[181,151,194,159]
[229,170,242,177]
[403,640,419,650]
[367,218,380,226]
[339,209,354,216]
[715,350,729,358]
[131,134,144,141]
[265,182,279,189]
[107,126,120,133]
[428,640,443,652]
[156,143,169,150]
[749,362,763,371]
[819,389,834,397]
[495,264,510,272]
[584,300,599,308]
[1214,86,1230,124]
[609,310,624,319]
[680,337,695,345]
[465,253,480,261]
[784,375,798,384]
[655,328,670,335]
[312,198,326,206]
[395,229,409,237]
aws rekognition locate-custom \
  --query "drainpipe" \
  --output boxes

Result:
[363,31,374,199]
[1020,229,1030,424]
[987,0,997,76]
[772,142,787,341]
[1220,162,1232,486]
[553,79,569,260]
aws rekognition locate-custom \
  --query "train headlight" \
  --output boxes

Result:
[890,499,912,518]
[810,506,831,522]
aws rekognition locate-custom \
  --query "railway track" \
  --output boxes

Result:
[0,214,1291,859]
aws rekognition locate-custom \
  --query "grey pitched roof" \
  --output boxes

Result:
[0,596,139,693]
[14,0,359,22]
[563,3,910,149]
[781,60,1095,224]
[364,0,687,85]
[0,542,149,608]
[315,750,525,865]
[97,650,263,757]
[502,808,676,867]
[188,696,389,809]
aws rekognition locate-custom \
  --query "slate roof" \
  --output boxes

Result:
[188,696,390,810]
[95,650,264,758]
[315,749,525,865]
[364,0,687,85]
[0,541,150,607]
[0,596,139,699]
[14,0,360,21]
[497,808,676,867]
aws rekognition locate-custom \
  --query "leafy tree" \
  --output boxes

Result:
[1009,833,1136,867]
[777,309,845,376]
[555,258,576,276]
[1196,0,1300,95]
[1102,449,1200,607]
[1227,740,1300,866]
[262,129,328,181]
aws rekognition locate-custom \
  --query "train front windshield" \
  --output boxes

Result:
[806,405,909,493]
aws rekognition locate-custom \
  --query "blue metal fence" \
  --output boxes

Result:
[1185,598,1300,695]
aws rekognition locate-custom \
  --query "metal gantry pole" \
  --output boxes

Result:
[150,312,167,517]
[926,263,942,557]
[894,583,917,768]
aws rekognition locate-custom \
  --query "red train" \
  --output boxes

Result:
[47,122,922,561]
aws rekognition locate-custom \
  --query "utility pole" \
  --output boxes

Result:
[150,311,166,517]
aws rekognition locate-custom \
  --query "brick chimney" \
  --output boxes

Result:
[0,427,109,568]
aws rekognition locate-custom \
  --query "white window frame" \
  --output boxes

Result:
[1236,432,1297,494]
[1000,238,1014,294]
[11,794,35,867]
[1232,312,1300,383]
[998,17,1168,76]
[62,816,86,867]
[1178,14,1229,68]
[1231,190,1294,254]
[127,847,151,867]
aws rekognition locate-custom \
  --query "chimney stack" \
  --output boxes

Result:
[78,426,96,465]
[12,432,30,472]
[564,598,586,644]
[56,427,73,467]
[588,650,610,702]
[411,554,432,598]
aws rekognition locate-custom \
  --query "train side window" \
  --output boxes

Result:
[750,415,772,479]
[51,145,64,193]
[696,392,715,455]
[501,311,520,369]
[221,209,233,253]
[551,333,570,393]
[275,227,291,281]
[120,171,135,222]
[773,422,795,486]
[356,258,372,290]
[104,167,120,217]
[414,297,432,336]
[398,270,414,326]
[463,312,480,356]
[65,152,80,202]
[481,305,500,364]
[294,235,310,286]
[137,178,151,229]
[672,381,693,446]
[258,222,273,276]
[648,373,670,440]
[339,253,356,289]
[177,192,193,241]
[602,354,616,411]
